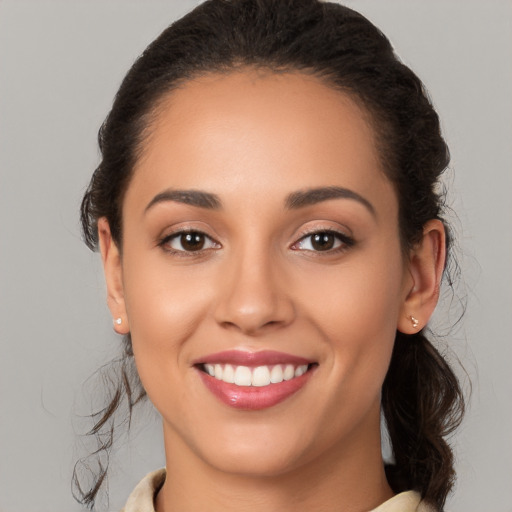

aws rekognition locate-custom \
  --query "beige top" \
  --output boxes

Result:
[121,468,435,512]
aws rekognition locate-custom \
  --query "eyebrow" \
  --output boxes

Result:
[285,186,375,216]
[145,189,222,213]
[144,185,375,216]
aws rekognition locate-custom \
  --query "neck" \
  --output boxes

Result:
[155,414,393,512]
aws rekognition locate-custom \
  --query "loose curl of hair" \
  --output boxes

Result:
[76,0,465,510]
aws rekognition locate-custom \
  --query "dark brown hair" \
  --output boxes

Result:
[76,0,465,509]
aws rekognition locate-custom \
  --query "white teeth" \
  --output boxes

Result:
[234,366,252,386]
[223,364,235,383]
[295,365,307,377]
[283,364,295,381]
[204,363,310,387]
[252,366,271,387]
[270,365,284,383]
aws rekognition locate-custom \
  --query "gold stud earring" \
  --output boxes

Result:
[410,316,419,329]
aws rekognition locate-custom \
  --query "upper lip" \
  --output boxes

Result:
[193,350,314,367]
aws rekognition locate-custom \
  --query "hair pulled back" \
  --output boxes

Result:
[78,1,464,509]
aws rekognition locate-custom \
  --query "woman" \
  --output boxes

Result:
[76,0,464,510]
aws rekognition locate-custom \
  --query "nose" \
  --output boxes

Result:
[213,248,295,336]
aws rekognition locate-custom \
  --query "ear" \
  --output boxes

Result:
[98,217,130,335]
[397,219,446,334]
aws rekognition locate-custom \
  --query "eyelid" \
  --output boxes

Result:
[158,228,221,255]
[290,226,355,253]
[156,223,354,256]
[155,220,221,246]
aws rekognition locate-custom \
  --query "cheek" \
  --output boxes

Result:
[126,275,200,347]
[297,251,405,393]
[300,248,404,335]
[123,243,213,331]
[120,253,215,395]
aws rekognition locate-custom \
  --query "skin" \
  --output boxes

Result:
[99,70,445,512]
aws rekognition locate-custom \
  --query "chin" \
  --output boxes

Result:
[188,419,320,477]
[203,443,307,478]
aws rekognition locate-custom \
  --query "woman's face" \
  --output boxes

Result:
[108,70,414,476]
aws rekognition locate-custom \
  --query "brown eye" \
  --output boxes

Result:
[163,231,219,253]
[180,232,205,251]
[311,233,335,251]
[292,230,354,253]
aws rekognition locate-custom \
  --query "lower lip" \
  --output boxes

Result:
[197,368,314,410]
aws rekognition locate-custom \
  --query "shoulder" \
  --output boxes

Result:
[120,468,166,512]
[120,470,435,512]
[370,491,436,512]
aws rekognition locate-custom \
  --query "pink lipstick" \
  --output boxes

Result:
[194,350,316,410]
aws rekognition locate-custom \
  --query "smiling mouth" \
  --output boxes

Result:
[199,362,315,387]
[194,350,318,409]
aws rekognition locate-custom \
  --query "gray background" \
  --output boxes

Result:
[1,1,511,511]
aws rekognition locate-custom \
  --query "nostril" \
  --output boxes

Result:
[218,318,282,335]
[213,270,296,334]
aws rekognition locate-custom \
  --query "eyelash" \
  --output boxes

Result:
[291,229,355,255]
[158,230,220,257]
[158,228,355,257]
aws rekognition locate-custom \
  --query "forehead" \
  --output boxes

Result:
[127,69,395,215]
